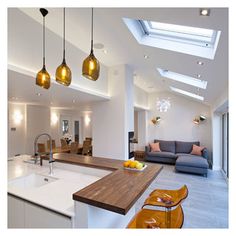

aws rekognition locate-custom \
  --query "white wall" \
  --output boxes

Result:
[81,113,92,139]
[134,111,138,140]
[210,87,228,170]
[137,110,148,151]
[25,105,51,155]
[92,65,134,160]
[8,103,26,157]
[133,86,149,150]
[134,86,149,108]
[148,92,212,152]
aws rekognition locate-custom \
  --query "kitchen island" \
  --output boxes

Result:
[8,153,163,228]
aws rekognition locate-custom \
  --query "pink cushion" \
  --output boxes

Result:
[149,142,161,152]
[190,144,205,156]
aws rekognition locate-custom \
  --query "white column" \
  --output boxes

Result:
[212,112,222,170]
[137,110,148,150]
[92,65,134,160]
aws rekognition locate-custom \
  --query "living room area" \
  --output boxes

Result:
[5,2,231,231]
[132,80,228,228]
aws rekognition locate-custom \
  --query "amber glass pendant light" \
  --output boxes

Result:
[82,8,100,81]
[36,8,51,89]
[56,8,72,86]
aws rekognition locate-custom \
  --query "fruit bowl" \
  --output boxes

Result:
[123,160,146,171]
[124,164,147,172]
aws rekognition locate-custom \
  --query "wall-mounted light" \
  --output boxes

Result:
[13,110,23,125]
[193,115,206,124]
[151,116,161,125]
[51,112,58,125]
[85,115,91,126]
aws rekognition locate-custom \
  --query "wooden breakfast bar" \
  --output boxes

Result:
[41,153,163,228]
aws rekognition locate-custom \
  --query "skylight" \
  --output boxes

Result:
[123,18,221,59]
[170,86,204,101]
[157,68,207,89]
[141,21,215,47]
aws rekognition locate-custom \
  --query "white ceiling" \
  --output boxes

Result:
[8,7,228,107]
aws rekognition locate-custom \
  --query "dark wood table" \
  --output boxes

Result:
[41,153,163,215]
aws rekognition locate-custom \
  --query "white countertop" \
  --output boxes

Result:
[8,155,105,217]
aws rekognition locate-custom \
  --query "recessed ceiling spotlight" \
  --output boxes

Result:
[200,8,210,16]
[11,96,18,100]
[36,93,42,96]
[144,55,149,59]
[93,43,104,49]
[197,74,201,78]
[72,99,76,103]
[197,61,204,65]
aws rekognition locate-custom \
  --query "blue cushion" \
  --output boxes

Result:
[147,151,177,159]
[176,155,209,169]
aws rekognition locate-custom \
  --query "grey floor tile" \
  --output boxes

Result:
[136,164,228,228]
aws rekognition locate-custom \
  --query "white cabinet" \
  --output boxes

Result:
[8,195,24,228]
[8,195,72,228]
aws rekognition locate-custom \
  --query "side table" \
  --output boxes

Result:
[134,150,145,161]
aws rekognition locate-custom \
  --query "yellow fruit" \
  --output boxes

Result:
[123,161,130,168]
[129,161,136,168]
[136,163,143,170]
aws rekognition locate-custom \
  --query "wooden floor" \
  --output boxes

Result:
[136,164,228,228]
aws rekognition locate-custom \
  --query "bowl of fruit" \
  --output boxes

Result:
[123,160,147,171]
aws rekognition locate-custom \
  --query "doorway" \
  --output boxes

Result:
[74,120,80,143]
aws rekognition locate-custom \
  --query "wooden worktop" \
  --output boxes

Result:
[42,153,163,215]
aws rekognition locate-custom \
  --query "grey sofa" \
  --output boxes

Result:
[145,140,209,176]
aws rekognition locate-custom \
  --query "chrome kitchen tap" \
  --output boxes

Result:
[34,133,54,175]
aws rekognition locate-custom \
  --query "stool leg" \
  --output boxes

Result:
[165,207,171,228]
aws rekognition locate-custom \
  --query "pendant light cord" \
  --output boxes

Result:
[91,8,93,53]
[63,7,66,61]
[43,16,45,67]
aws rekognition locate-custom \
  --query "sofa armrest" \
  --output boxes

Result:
[145,145,151,153]
[202,148,209,159]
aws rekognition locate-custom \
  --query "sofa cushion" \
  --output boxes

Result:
[149,142,161,152]
[154,140,175,153]
[175,141,200,154]
[190,144,205,156]
[176,155,209,169]
[147,151,177,159]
